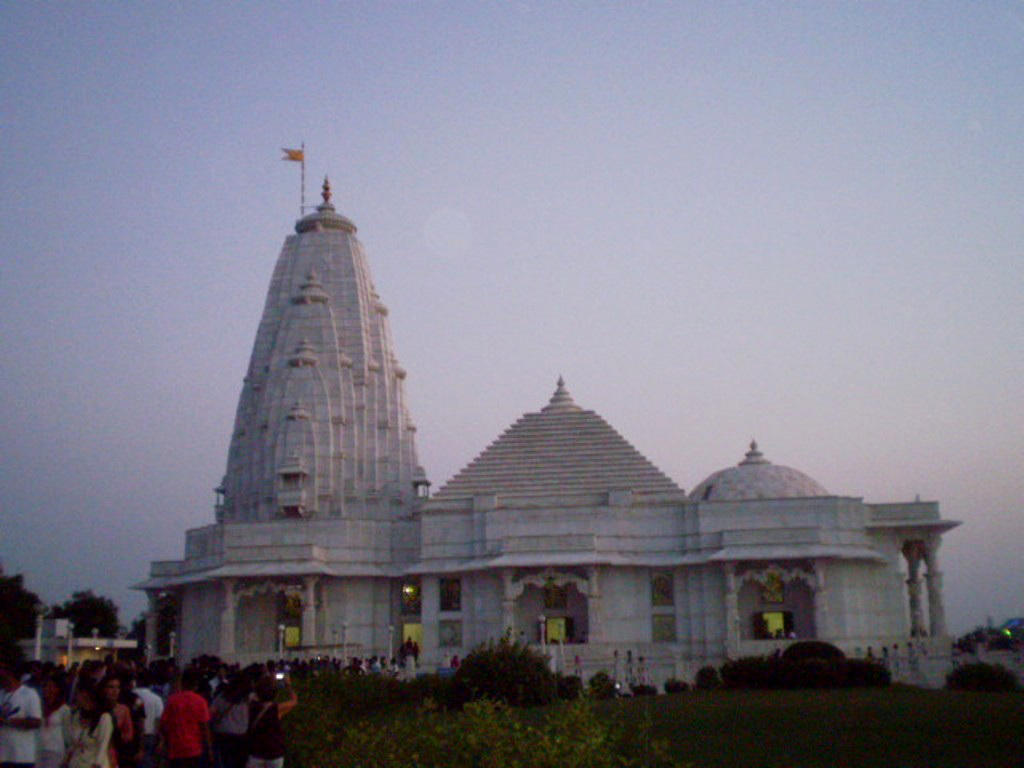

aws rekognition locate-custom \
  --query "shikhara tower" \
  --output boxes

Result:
[142,184,958,686]
[141,180,428,661]
[220,178,425,523]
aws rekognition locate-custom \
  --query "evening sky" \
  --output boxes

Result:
[0,2,1021,631]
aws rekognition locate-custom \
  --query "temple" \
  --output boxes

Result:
[138,184,959,685]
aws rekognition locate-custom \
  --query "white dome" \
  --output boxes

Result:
[690,441,828,502]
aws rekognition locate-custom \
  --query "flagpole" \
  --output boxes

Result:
[300,141,306,215]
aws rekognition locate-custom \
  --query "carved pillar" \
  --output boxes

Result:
[587,566,603,643]
[812,561,828,639]
[501,570,516,637]
[723,563,739,657]
[924,539,947,637]
[421,576,439,666]
[172,588,183,662]
[302,576,318,649]
[219,579,237,658]
[903,542,925,637]
[145,592,159,664]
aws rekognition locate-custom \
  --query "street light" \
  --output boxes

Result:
[341,622,348,663]
[388,624,394,662]
[66,621,75,669]
[34,603,47,661]
[277,624,286,656]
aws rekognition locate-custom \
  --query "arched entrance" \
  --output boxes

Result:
[737,565,817,641]
[233,579,315,655]
[509,570,590,644]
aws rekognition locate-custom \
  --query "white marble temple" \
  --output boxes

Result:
[139,189,959,685]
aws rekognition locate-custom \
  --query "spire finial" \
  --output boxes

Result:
[321,176,332,204]
[740,438,768,465]
[543,376,580,412]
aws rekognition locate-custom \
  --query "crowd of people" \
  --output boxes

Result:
[0,656,300,768]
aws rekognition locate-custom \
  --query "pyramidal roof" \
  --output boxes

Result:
[430,379,683,502]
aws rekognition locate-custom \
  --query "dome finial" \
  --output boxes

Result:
[295,172,353,233]
[740,439,767,465]
[543,376,580,413]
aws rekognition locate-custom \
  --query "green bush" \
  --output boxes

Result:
[284,673,416,768]
[663,678,689,694]
[787,658,843,689]
[843,658,890,688]
[719,656,890,690]
[310,698,679,768]
[556,672,584,700]
[694,665,721,690]
[947,662,1020,692]
[781,640,845,663]
[721,657,777,689]
[451,636,557,708]
[587,670,618,699]
[630,683,657,696]
[407,670,457,709]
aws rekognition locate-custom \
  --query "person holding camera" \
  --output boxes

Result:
[244,676,297,768]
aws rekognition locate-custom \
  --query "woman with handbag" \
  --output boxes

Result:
[244,676,297,768]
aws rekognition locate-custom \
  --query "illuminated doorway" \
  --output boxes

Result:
[402,622,423,646]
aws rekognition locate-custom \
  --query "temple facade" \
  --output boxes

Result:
[139,186,959,685]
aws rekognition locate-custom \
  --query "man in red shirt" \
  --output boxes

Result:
[160,669,212,768]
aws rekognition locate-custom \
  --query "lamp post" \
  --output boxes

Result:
[277,624,286,656]
[388,624,394,662]
[66,621,75,669]
[168,631,176,660]
[34,604,46,661]
[341,622,348,664]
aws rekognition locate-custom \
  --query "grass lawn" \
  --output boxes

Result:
[600,688,1024,768]
[285,675,1023,767]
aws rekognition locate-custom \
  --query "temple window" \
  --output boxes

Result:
[543,579,567,611]
[761,571,784,603]
[401,580,421,616]
[280,593,302,647]
[651,572,676,642]
[651,572,674,607]
[439,620,462,647]
[440,578,461,612]
[753,610,794,639]
[281,473,303,490]
[652,614,677,642]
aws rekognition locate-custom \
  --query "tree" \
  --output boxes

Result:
[127,593,178,655]
[154,593,178,655]
[51,590,121,638]
[0,573,42,666]
[0,573,42,638]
